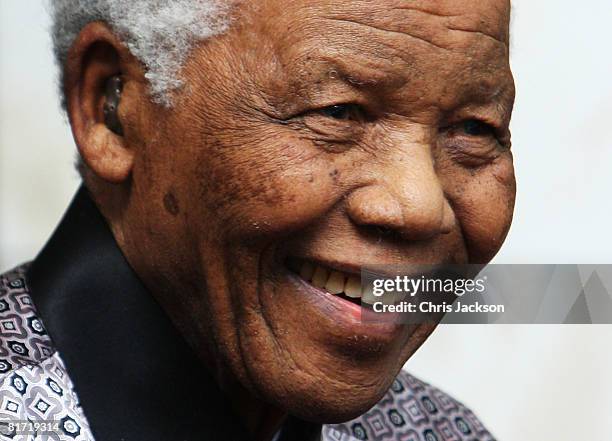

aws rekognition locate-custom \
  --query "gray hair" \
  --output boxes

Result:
[50,0,230,107]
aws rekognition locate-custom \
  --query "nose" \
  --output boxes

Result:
[346,146,454,241]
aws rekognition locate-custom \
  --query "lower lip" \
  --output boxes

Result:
[286,272,406,341]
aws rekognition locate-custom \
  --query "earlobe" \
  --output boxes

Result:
[81,121,134,183]
[64,22,137,184]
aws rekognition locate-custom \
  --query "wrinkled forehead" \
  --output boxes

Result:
[241,0,513,110]
[254,0,511,50]
[265,0,511,42]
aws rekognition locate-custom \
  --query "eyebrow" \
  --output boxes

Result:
[452,78,515,113]
[296,55,411,94]
[293,54,514,112]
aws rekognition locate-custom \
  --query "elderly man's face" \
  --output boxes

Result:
[119,0,514,422]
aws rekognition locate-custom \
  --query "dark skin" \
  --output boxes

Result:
[64,1,515,439]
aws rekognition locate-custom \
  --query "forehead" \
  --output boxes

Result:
[240,0,513,110]
[264,0,511,43]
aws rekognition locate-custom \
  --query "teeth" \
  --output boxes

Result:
[293,260,365,300]
[311,266,330,289]
[361,284,378,305]
[326,271,346,294]
[388,291,406,305]
[299,261,315,281]
[344,276,362,298]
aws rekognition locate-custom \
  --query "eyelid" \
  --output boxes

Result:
[442,117,493,130]
[295,103,368,147]
[442,102,506,127]
[286,97,368,119]
[443,117,507,141]
[441,119,512,157]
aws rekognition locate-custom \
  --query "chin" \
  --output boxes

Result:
[268,372,396,424]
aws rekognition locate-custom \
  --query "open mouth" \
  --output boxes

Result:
[286,257,371,307]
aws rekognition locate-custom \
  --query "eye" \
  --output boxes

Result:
[319,104,363,121]
[460,119,496,137]
[440,118,508,167]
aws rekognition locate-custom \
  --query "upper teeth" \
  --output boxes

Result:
[344,276,362,298]
[297,261,373,302]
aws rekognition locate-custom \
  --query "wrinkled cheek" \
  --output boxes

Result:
[446,155,516,263]
[241,169,341,238]
[191,139,343,242]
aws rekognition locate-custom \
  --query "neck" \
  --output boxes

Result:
[227,386,287,441]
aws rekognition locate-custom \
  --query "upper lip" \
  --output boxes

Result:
[286,256,365,277]
[308,258,362,276]
[288,256,457,280]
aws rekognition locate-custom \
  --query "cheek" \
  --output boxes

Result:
[443,155,516,262]
[188,135,344,240]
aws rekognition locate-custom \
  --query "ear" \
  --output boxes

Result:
[64,22,141,183]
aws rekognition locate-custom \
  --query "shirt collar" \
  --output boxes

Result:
[26,185,254,441]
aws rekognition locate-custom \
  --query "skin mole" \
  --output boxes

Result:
[163,191,180,216]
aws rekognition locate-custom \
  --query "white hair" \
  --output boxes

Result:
[50,0,231,107]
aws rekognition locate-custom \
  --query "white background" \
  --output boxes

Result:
[1,1,611,439]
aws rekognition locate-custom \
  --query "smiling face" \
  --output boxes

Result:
[104,0,515,423]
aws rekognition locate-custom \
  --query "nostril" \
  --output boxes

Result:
[374,226,396,237]
[357,215,449,242]
[358,224,404,243]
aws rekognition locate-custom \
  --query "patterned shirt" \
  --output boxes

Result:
[0,187,494,441]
